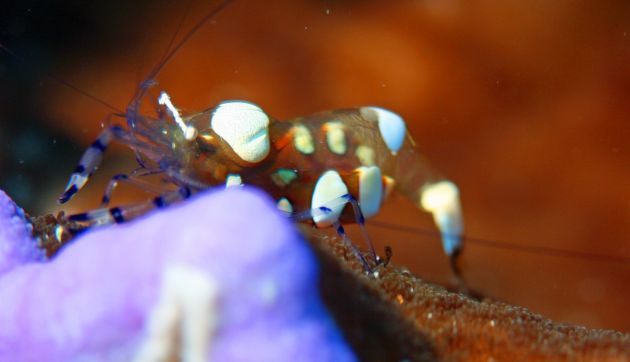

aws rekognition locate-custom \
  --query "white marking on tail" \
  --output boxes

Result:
[420,180,463,255]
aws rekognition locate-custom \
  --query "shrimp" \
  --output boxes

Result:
[51,0,464,276]
[57,73,464,274]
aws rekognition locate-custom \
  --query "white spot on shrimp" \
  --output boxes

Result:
[311,170,349,227]
[211,101,270,163]
[356,166,383,219]
[360,106,407,154]
[225,174,243,188]
[276,197,293,214]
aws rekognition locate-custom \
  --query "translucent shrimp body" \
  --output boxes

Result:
[59,92,464,269]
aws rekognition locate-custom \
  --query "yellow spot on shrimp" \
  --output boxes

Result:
[323,121,346,155]
[355,145,375,166]
[293,124,315,154]
[276,197,293,214]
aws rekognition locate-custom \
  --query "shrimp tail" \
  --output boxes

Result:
[392,138,464,273]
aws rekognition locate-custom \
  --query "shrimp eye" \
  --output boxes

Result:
[210,101,270,163]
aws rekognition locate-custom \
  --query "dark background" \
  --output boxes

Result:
[1,0,629,331]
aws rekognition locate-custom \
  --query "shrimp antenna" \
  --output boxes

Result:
[153,0,195,77]
[136,0,234,93]
[0,43,123,114]
[369,220,630,265]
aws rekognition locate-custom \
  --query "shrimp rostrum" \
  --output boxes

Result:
[58,82,464,274]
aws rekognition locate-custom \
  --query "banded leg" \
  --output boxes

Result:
[67,186,191,227]
[340,193,380,265]
[333,221,371,273]
[58,125,126,204]
[100,171,167,207]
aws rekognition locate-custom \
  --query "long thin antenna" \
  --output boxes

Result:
[46,74,123,114]
[1,0,234,115]
[369,220,630,265]
[154,0,195,75]
[139,0,234,91]
[0,43,123,114]
[127,0,234,135]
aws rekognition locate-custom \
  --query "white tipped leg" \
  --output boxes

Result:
[420,180,464,274]
[58,125,125,204]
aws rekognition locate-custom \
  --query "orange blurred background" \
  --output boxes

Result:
[2,0,629,331]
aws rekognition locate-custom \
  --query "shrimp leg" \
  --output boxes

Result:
[99,172,168,207]
[67,186,191,227]
[291,193,378,272]
[58,125,126,204]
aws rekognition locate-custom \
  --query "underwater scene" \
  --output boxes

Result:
[0,0,629,360]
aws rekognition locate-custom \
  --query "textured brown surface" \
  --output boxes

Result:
[29,212,85,257]
[313,232,437,362]
[309,228,630,361]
